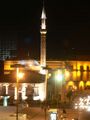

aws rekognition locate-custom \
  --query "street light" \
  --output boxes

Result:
[55,69,64,81]
[40,67,51,120]
[40,67,50,101]
[55,69,70,107]
[11,64,25,120]
[16,67,24,120]
[44,69,48,120]
[54,69,65,107]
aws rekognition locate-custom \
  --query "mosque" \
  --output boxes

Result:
[0,6,47,105]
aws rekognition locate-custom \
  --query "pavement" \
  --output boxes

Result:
[0,106,47,120]
[21,106,47,120]
[21,106,79,120]
[0,105,80,120]
[0,106,27,120]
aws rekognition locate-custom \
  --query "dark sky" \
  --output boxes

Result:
[0,0,90,59]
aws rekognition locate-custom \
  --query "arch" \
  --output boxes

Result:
[79,81,84,90]
[86,81,90,86]
[67,81,74,90]
[86,81,90,89]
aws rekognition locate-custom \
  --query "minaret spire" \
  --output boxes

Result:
[41,1,46,29]
[40,1,47,67]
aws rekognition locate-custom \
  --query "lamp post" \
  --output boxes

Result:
[16,67,19,120]
[41,67,50,120]
[55,69,63,102]
[11,64,25,120]
[55,69,70,107]
[45,69,48,102]
[16,67,24,120]
[45,69,48,120]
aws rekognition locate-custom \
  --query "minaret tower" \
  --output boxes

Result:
[40,4,47,67]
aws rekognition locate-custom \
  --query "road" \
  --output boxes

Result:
[0,106,82,120]
[21,106,79,120]
[0,106,27,120]
[21,107,47,120]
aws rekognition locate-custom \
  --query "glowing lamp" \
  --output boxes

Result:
[17,72,24,79]
[55,70,63,81]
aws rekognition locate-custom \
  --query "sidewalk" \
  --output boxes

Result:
[0,106,26,120]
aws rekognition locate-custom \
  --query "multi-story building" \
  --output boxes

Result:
[0,31,17,60]
[47,59,90,89]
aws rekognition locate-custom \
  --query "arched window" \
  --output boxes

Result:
[79,81,84,90]
[67,81,74,90]
[86,81,90,89]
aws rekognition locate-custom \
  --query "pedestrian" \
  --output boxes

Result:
[63,109,66,114]
[62,109,67,119]
[47,105,50,110]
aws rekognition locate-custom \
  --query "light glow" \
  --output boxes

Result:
[39,83,45,101]
[33,96,40,100]
[3,96,10,107]
[14,87,17,100]
[86,81,90,87]
[50,113,57,120]
[79,81,84,89]
[21,83,27,100]
[17,72,24,79]
[39,69,46,75]
[65,70,70,78]
[33,83,45,101]
[74,96,90,111]
[55,70,63,81]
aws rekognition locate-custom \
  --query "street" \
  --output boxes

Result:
[21,106,79,120]
[0,106,80,120]
[21,107,47,120]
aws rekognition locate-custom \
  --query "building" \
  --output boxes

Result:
[0,31,17,60]
[0,59,45,103]
[46,59,90,102]
[0,5,47,104]
[1,58,90,102]
[47,60,90,89]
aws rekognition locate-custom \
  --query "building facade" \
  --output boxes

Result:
[0,31,17,60]
[47,60,90,90]
[0,59,45,106]
[0,59,90,103]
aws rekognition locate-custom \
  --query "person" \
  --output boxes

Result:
[63,109,66,114]
[62,109,67,119]
[47,105,50,110]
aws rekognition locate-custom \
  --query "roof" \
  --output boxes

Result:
[0,70,45,83]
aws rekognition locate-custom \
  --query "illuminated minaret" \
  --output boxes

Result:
[40,5,47,67]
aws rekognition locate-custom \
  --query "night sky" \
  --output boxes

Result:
[0,0,90,59]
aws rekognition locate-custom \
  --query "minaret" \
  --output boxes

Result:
[40,5,47,67]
